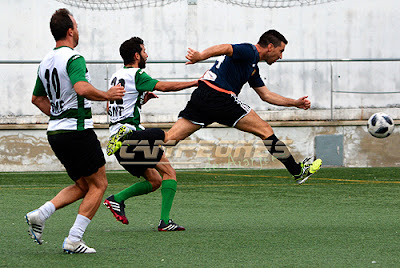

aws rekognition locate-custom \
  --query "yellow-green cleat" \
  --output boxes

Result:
[106,125,132,156]
[294,157,322,184]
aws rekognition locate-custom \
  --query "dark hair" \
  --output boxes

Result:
[120,37,144,65]
[258,30,288,48]
[50,8,74,41]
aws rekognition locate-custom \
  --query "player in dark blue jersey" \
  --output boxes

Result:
[203,43,264,95]
[166,30,322,184]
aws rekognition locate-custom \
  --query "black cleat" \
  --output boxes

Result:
[103,195,129,224]
[158,219,185,231]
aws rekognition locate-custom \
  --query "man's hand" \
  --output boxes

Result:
[143,92,158,104]
[186,44,233,65]
[185,48,203,65]
[106,84,125,101]
[294,96,311,110]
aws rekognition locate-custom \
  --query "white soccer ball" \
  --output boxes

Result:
[367,112,395,138]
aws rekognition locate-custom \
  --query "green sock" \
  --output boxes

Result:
[114,181,153,203]
[160,180,177,223]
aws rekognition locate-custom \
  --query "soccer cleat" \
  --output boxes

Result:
[62,237,96,254]
[103,195,129,224]
[294,157,322,184]
[158,219,185,231]
[25,210,45,245]
[106,125,132,156]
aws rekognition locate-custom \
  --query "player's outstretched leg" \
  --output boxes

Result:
[234,112,322,184]
[294,157,322,184]
[263,134,322,184]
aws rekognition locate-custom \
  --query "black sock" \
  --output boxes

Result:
[127,128,165,142]
[263,134,301,176]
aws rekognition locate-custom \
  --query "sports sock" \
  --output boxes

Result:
[114,181,153,203]
[68,214,91,243]
[263,134,301,176]
[38,201,56,222]
[160,179,177,223]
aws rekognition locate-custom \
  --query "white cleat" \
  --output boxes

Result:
[25,210,45,245]
[62,237,96,254]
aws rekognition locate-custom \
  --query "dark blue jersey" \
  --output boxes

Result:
[201,43,265,95]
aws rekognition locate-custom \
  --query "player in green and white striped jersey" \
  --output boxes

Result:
[25,8,125,254]
[103,37,197,231]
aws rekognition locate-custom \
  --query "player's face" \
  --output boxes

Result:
[265,42,285,65]
[138,44,148,69]
[70,15,79,47]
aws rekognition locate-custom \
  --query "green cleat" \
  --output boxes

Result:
[106,125,132,156]
[294,157,322,184]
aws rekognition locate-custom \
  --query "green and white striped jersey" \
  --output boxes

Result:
[33,46,92,133]
[108,67,158,136]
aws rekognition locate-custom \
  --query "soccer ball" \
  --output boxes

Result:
[367,112,395,138]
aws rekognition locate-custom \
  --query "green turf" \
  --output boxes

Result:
[1,167,400,267]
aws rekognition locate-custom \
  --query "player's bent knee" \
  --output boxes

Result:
[85,174,108,193]
[97,174,108,191]
[75,182,89,194]
[156,164,177,181]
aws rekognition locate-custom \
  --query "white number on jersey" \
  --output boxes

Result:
[108,76,125,118]
[215,56,226,69]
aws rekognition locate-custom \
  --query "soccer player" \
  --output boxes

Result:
[25,8,125,254]
[103,37,197,231]
[164,30,322,183]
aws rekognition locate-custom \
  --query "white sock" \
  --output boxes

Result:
[68,214,91,243]
[38,201,56,222]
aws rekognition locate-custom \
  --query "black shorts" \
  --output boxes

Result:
[178,81,252,127]
[114,128,165,178]
[47,129,106,181]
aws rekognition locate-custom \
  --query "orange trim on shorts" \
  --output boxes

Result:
[200,79,236,96]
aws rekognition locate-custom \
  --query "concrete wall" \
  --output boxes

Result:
[0,121,399,172]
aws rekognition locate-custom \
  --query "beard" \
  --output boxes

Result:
[138,55,146,69]
[73,31,79,47]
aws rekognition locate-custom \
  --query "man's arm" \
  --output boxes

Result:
[186,44,233,64]
[32,95,51,116]
[74,81,125,101]
[153,80,198,92]
[253,86,311,110]
[68,56,125,101]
